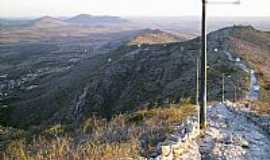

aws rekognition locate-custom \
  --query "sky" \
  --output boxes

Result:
[0,0,269,18]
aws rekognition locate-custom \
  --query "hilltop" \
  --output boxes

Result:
[31,16,69,28]
[128,29,186,45]
[66,14,127,25]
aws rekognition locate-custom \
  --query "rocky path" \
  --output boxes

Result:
[224,51,259,100]
[195,51,266,160]
[169,49,265,159]
[198,103,270,160]
[176,51,267,160]
[177,49,270,160]
[190,51,266,159]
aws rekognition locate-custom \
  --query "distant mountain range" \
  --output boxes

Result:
[0,15,132,43]
[0,14,128,28]
[66,14,127,25]
[0,16,191,44]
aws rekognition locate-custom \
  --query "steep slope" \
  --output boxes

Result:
[225,26,270,101]
[1,25,269,160]
[1,26,253,128]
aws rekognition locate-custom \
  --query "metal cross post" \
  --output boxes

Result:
[222,73,225,103]
[196,57,199,106]
[199,0,241,129]
[226,75,238,102]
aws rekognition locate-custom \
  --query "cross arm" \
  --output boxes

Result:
[205,0,240,5]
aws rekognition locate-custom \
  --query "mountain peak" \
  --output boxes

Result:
[33,16,68,28]
[36,16,57,21]
[73,14,92,18]
[66,14,127,25]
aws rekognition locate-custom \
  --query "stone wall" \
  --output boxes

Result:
[154,114,200,160]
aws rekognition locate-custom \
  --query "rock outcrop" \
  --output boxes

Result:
[157,113,200,160]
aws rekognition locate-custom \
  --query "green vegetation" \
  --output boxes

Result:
[1,26,251,129]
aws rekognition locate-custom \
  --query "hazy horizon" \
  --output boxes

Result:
[1,15,270,21]
[1,0,269,18]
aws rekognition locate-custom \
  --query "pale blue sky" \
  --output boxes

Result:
[1,0,269,18]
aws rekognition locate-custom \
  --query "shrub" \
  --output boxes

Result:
[2,103,196,159]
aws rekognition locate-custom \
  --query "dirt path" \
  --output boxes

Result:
[199,103,270,160]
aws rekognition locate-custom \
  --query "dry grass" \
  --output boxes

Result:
[238,100,270,115]
[1,103,196,160]
[229,29,270,117]
[3,137,138,160]
[127,30,182,45]
[131,103,196,126]
[253,102,270,115]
